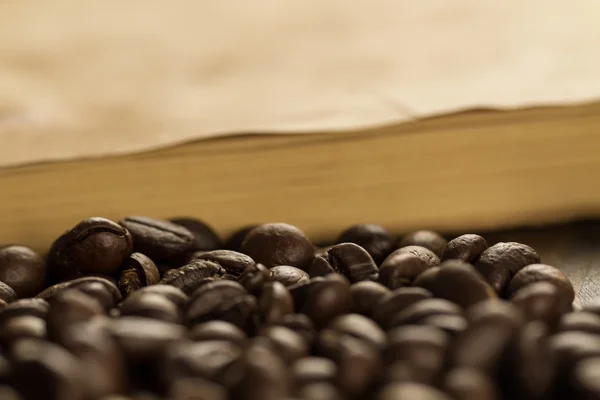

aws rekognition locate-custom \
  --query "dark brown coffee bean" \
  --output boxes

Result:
[159,260,226,295]
[186,282,255,330]
[441,234,488,263]
[238,263,270,296]
[388,298,462,328]
[36,276,122,304]
[134,285,188,309]
[310,243,378,282]
[278,314,316,347]
[189,321,247,343]
[378,254,430,290]
[257,281,294,326]
[0,316,46,348]
[75,281,118,311]
[511,281,571,327]
[442,368,500,400]
[270,265,310,287]
[572,357,600,399]
[0,246,46,298]
[224,225,258,252]
[412,267,440,291]
[558,312,600,335]
[295,383,343,400]
[383,360,428,384]
[119,216,195,264]
[385,246,440,269]
[327,313,386,350]
[373,287,434,329]
[119,253,161,297]
[192,250,255,279]
[48,217,133,281]
[292,357,337,388]
[465,298,525,326]
[120,293,181,323]
[46,290,104,344]
[241,223,314,269]
[507,263,575,303]
[118,269,142,298]
[0,298,49,325]
[289,278,323,311]
[350,281,390,317]
[420,314,468,337]
[0,281,18,304]
[302,274,352,329]
[169,217,222,252]
[337,224,395,266]
[377,381,452,400]
[398,230,447,258]
[549,331,600,390]
[385,325,449,383]
[11,339,85,400]
[259,326,309,363]
[169,377,227,400]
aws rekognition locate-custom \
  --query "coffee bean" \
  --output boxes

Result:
[119,253,161,297]
[75,281,118,311]
[0,316,46,348]
[507,263,575,304]
[36,276,122,304]
[159,260,226,295]
[441,234,488,263]
[295,383,343,400]
[558,312,600,335]
[378,253,429,290]
[387,246,440,269]
[398,230,447,258]
[572,357,600,399]
[224,225,258,253]
[120,293,181,323]
[192,250,255,279]
[429,261,496,308]
[420,314,468,337]
[0,281,18,304]
[119,216,195,264]
[259,326,309,363]
[350,281,390,317]
[373,287,433,329]
[48,217,133,281]
[327,313,386,350]
[270,265,310,287]
[385,325,449,384]
[383,360,429,384]
[0,298,49,325]
[118,269,142,298]
[257,281,294,326]
[278,314,316,347]
[301,275,352,329]
[238,263,270,296]
[46,290,104,344]
[337,224,395,265]
[549,331,600,390]
[134,285,188,309]
[310,242,379,282]
[169,377,228,400]
[465,299,524,327]
[169,217,222,252]
[412,267,441,291]
[189,321,247,343]
[511,281,571,327]
[11,339,85,400]
[377,382,452,400]
[0,246,46,298]
[241,223,314,269]
[387,298,462,328]
[442,368,500,400]
[291,357,337,388]
[289,278,323,311]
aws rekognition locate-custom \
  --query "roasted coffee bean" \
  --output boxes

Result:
[310,243,378,282]
[378,254,429,290]
[0,298,49,325]
[289,278,323,311]
[259,326,309,363]
[169,217,222,252]
[295,383,343,400]
[377,381,452,400]
[385,325,449,384]
[572,357,600,399]
[75,281,118,311]
[558,312,600,334]
[223,225,258,253]
[118,269,142,298]
[119,253,160,297]
[48,217,133,281]
[337,224,395,266]
[119,216,195,264]
[291,357,337,388]
[169,377,228,400]
[412,267,440,290]
[350,281,390,317]
[238,263,270,296]
[241,223,314,269]
[257,281,294,326]
[192,250,255,279]
[302,274,352,329]
[398,230,447,258]
[549,331,600,395]
[465,298,525,326]
[327,313,386,350]
[159,260,226,295]
[441,234,488,263]
[36,276,122,304]
[134,285,188,309]
[0,316,46,347]
[420,314,468,337]
[278,314,316,347]
[189,321,247,343]
[506,263,575,303]
[442,368,500,400]
[385,246,440,269]
[0,246,46,298]
[511,281,571,327]
[474,242,540,294]
[373,287,433,329]
[11,339,85,400]
[119,293,181,323]
[270,265,310,287]
[383,360,428,384]
[46,290,104,343]
[388,298,462,328]
[0,282,17,304]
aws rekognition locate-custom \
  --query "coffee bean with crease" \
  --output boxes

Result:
[308,243,378,282]
[377,382,452,400]
[223,225,258,253]
[0,298,49,325]
[506,263,575,304]
[259,326,309,363]
[269,265,310,287]
[0,316,46,348]
[336,224,395,266]
[510,281,571,327]
[75,281,119,311]
[277,314,316,347]
[238,263,270,296]
[372,287,433,329]
[169,217,222,252]
[46,290,104,344]
[119,216,195,265]
[36,276,122,305]
[48,217,133,281]
[192,250,255,279]
[0,281,18,304]
[442,368,500,400]
[257,281,294,326]
[118,253,160,297]
[441,234,488,263]
[378,253,430,290]
[132,285,188,309]
[0,245,46,298]
[291,357,338,389]
[289,278,323,311]
[159,260,226,295]
[119,293,181,324]
[387,298,462,329]
[302,274,352,329]
[386,245,440,269]
[398,230,447,258]
[350,281,390,317]
[189,321,247,344]
[327,313,386,350]
[558,312,600,335]
[474,242,540,294]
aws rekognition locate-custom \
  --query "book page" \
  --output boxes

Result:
[1,1,599,168]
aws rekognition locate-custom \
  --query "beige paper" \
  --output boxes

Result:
[1,1,600,168]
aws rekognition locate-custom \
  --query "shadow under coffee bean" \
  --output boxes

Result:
[0,216,591,399]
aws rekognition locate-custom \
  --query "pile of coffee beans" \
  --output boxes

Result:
[0,217,597,400]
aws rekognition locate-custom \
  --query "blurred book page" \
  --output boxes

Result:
[1,1,599,167]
